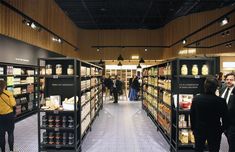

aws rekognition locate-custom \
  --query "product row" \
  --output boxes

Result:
[40,64,74,75]
[42,131,75,145]
[0,66,35,75]
[41,115,75,128]
[41,96,78,111]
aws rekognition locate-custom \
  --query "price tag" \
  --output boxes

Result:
[54,110,59,114]
[53,75,59,79]
[55,145,61,148]
[194,75,200,79]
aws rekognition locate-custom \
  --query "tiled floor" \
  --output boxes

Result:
[3,98,229,152]
[82,99,169,152]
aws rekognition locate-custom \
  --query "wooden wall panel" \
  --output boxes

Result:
[77,29,163,60]
[0,0,79,57]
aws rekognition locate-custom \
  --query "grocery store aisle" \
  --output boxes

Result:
[82,99,169,152]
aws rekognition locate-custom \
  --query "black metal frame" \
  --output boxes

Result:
[37,57,103,152]
[142,57,217,152]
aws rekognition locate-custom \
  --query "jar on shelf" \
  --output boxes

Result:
[201,64,209,75]
[181,64,188,75]
[56,64,62,75]
[67,65,74,75]
[40,68,46,75]
[192,64,198,75]
[46,64,52,75]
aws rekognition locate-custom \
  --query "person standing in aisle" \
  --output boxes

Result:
[190,77,229,152]
[129,76,140,101]
[219,73,235,152]
[220,73,235,104]
[0,80,16,152]
[104,75,113,99]
[112,75,122,103]
[227,87,235,152]
[128,76,134,99]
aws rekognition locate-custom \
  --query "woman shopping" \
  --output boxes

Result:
[0,80,16,152]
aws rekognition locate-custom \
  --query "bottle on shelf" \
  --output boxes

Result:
[192,64,198,76]
[201,64,209,75]
[181,64,188,75]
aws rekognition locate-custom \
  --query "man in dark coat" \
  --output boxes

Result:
[228,88,235,152]
[219,73,235,152]
[190,77,229,152]
[111,75,122,103]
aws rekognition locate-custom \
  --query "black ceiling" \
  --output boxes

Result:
[55,0,235,29]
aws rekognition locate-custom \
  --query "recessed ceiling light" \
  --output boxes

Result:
[182,39,187,44]
[144,48,148,52]
[97,48,100,52]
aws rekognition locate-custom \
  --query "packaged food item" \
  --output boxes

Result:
[46,64,52,75]
[189,130,195,143]
[56,64,62,75]
[201,64,209,75]
[192,64,198,75]
[179,129,189,144]
[67,65,74,75]
[40,68,46,75]
[181,64,188,75]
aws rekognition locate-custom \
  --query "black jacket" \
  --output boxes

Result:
[131,77,140,91]
[219,86,235,109]
[229,89,235,126]
[190,94,229,133]
[111,79,122,92]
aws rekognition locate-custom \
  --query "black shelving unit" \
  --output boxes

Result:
[0,62,38,122]
[142,58,217,152]
[38,58,103,152]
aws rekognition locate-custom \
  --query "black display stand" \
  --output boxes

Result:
[142,58,216,152]
[37,58,103,152]
[0,62,38,122]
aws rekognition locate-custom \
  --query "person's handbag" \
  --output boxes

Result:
[0,94,16,116]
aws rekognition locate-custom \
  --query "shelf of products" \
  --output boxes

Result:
[142,58,217,152]
[0,63,38,121]
[38,58,103,152]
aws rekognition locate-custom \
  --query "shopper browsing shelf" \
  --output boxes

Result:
[219,73,235,152]
[0,80,16,152]
[190,77,229,152]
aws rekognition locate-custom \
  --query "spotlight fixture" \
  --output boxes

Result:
[225,42,232,48]
[144,48,148,52]
[98,59,105,65]
[52,37,62,43]
[117,61,122,66]
[22,19,30,26]
[97,48,100,52]
[22,19,41,31]
[117,54,124,61]
[139,57,145,64]
[220,17,229,26]
[137,64,142,69]
[182,39,187,44]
